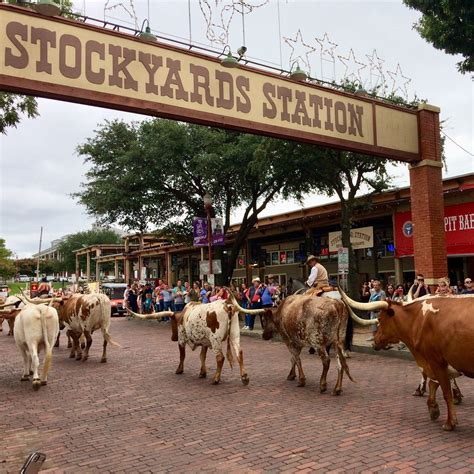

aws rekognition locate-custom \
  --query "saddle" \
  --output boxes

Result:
[306,286,336,297]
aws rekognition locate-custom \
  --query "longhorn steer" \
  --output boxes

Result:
[261,294,353,394]
[340,290,474,431]
[0,296,24,336]
[131,297,264,385]
[54,293,118,362]
[13,303,60,390]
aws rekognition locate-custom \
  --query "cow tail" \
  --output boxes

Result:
[40,306,53,378]
[226,337,234,369]
[103,331,123,348]
[336,345,355,382]
[99,296,122,348]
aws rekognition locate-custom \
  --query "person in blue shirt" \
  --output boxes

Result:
[200,282,211,303]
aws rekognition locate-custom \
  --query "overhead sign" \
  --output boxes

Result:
[329,226,374,252]
[0,5,420,161]
[199,259,222,275]
[395,202,474,257]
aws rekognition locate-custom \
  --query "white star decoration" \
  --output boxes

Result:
[315,32,338,60]
[338,48,367,84]
[283,29,316,74]
[366,49,385,88]
[103,0,138,29]
[387,63,411,99]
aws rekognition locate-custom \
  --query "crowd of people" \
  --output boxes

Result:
[122,276,283,319]
[361,274,473,348]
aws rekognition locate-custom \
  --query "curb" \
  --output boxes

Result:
[241,329,414,362]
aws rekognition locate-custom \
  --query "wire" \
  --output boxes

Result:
[441,130,474,157]
[188,0,192,43]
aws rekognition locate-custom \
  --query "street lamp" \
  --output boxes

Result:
[203,193,213,282]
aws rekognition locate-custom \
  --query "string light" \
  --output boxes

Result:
[338,48,367,84]
[283,29,315,74]
[387,63,411,99]
[104,0,138,30]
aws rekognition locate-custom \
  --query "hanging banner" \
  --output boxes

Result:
[328,226,374,252]
[211,218,225,246]
[394,202,474,256]
[193,217,208,247]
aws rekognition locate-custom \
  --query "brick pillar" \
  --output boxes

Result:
[409,103,447,285]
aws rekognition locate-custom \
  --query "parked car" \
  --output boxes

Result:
[18,275,30,282]
[58,277,68,282]
[101,283,127,317]
[46,275,56,282]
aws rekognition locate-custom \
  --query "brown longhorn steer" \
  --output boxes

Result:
[262,295,353,395]
[0,296,23,336]
[340,290,474,431]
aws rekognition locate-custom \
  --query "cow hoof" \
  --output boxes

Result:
[297,380,306,387]
[198,372,207,378]
[320,385,327,393]
[29,370,34,375]
[82,356,88,362]
[54,341,59,348]
[175,368,184,375]
[69,353,75,359]
[332,388,342,396]
[41,381,47,386]
[20,376,29,382]
[211,379,220,385]
[442,421,456,431]
[429,406,440,420]
[241,374,250,386]
[100,358,107,363]
[413,388,425,397]
[32,380,41,391]
[287,374,296,381]
[67,343,72,349]
[76,355,82,361]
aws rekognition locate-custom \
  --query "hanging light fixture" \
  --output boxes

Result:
[289,62,308,82]
[220,45,239,68]
[355,86,368,97]
[139,1,157,43]
[33,0,61,16]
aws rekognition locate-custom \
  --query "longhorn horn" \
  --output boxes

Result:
[128,309,174,320]
[338,287,384,326]
[406,284,415,303]
[337,287,388,312]
[0,302,17,309]
[228,292,267,315]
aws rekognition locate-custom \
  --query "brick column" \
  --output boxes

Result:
[408,103,447,285]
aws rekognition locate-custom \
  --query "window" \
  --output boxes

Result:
[286,250,295,264]
[271,252,279,265]
[265,250,299,266]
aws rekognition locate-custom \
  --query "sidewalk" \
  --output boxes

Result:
[241,318,414,361]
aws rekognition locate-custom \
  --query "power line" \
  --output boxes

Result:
[441,130,474,157]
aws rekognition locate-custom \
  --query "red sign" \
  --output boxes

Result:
[395,202,474,257]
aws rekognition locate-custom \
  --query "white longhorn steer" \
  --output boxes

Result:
[13,302,60,390]
[131,296,265,385]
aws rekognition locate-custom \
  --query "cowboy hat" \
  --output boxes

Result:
[305,255,318,265]
[252,277,261,283]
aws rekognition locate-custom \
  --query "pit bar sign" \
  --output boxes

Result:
[0,5,419,161]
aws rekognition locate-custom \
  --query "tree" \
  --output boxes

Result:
[403,0,474,73]
[76,119,324,283]
[0,0,75,134]
[57,229,122,273]
[0,239,16,281]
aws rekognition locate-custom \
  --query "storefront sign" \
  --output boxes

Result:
[0,5,420,162]
[394,202,474,256]
[338,247,349,273]
[328,226,374,252]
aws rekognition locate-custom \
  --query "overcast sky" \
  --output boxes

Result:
[0,0,472,257]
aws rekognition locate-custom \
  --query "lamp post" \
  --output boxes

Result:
[203,192,213,282]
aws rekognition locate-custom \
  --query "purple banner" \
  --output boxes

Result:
[193,217,208,247]
[211,218,225,246]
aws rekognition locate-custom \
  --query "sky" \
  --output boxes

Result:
[0,0,472,257]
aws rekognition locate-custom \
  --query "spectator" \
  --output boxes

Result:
[436,277,453,296]
[200,282,211,303]
[367,279,386,342]
[240,283,251,330]
[413,274,430,298]
[155,279,165,311]
[123,284,131,318]
[360,282,371,302]
[128,284,139,313]
[462,277,473,294]
[172,279,186,312]
[455,280,465,294]
[183,281,191,305]
[189,282,200,302]
[142,286,155,314]
[246,277,262,331]
[385,284,395,301]
[210,286,228,302]
[392,285,406,303]
[160,284,173,311]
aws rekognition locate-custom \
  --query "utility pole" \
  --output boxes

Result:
[36,226,43,283]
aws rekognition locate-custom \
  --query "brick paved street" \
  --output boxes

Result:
[1,318,473,473]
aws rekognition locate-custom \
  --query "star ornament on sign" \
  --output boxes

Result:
[366,49,385,85]
[315,32,338,60]
[338,48,367,83]
[103,0,138,29]
[387,63,411,99]
[283,29,316,73]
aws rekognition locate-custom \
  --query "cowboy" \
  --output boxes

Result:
[305,255,329,291]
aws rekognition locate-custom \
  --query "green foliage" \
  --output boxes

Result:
[403,0,474,73]
[57,229,122,273]
[0,93,39,134]
[0,239,16,281]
